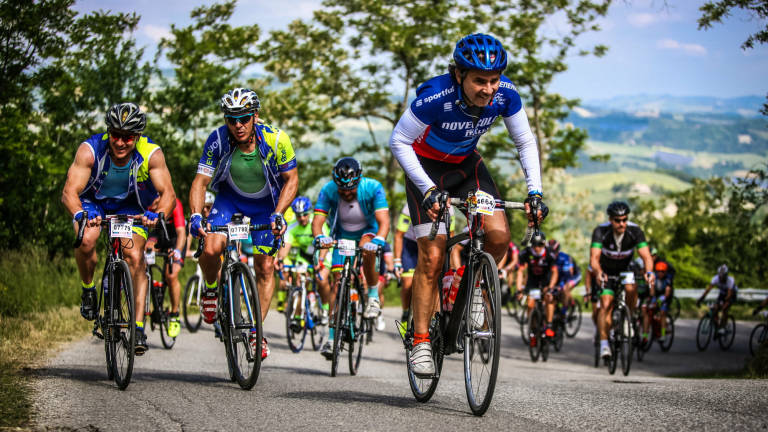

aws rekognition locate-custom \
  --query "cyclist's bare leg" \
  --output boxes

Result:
[625,283,637,316]
[199,234,226,284]
[413,236,446,335]
[482,211,510,263]
[122,234,147,324]
[599,294,614,340]
[254,254,276,321]
[73,223,101,284]
[401,276,413,315]
[544,290,555,323]
[660,286,672,335]
[165,261,182,313]
[316,266,331,305]
[359,236,380,288]
[642,300,651,337]
[329,272,342,322]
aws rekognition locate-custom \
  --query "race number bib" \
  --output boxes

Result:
[110,218,133,239]
[228,224,250,240]
[337,239,356,257]
[529,289,541,300]
[475,190,495,216]
[620,272,635,285]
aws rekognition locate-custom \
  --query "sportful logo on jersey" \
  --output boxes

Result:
[416,86,456,106]
[443,102,452,112]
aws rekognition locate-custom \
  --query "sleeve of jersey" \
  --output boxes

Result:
[502,107,543,195]
[590,228,602,249]
[634,228,648,249]
[373,182,388,211]
[197,132,219,177]
[389,107,434,194]
[275,129,297,172]
[314,186,331,217]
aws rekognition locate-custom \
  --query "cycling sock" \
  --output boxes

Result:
[367,285,379,300]
[136,321,144,330]
[170,311,179,318]
[600,339,608,350]
[642,332,648,339]
[205,280,217,290]
[81,280,95,290]
[277,290,286,303]
[414,332,429,345]
[661,327,666,337]
[322,303,329,311]
[329,327,334,341]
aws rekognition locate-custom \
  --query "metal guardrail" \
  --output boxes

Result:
[572,287,767,301]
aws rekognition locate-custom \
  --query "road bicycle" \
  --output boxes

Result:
[637,296,674,361]
[526,286,562,362]
[285,261,326,353]
[399,190,533,416]
[601,274,634,376]
[749,311,768,356]
[144,248,176,349]
[315,240,381,377]
[74,212,165,389]
[696,302,736,351]
[194,213,279,389]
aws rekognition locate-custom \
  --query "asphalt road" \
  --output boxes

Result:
[33,308,768,431]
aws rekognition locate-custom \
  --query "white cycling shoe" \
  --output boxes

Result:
[376,314,386,331]
[364,298,381,319]
[600,345,612,359]
[410,341,435,377]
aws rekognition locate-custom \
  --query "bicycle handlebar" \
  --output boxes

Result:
[193,221,278,259]
[73,212,166,249]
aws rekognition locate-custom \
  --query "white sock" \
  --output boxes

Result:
[600,340,609,350]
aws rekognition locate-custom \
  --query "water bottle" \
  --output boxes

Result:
[441,269,455,310]
[443,266,465,312]
[350,288,359,302]
[308,292,317,310]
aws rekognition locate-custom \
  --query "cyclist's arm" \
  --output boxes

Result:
[589,247,603,281]
[189,174,212,216]
[61,143,95,217]
[174,226,186,251]
[389,107,433,194]
[516,263,527,293]
[374,209,390,240]
[393,229,405,261]
[277,241,292,261]
[146,149,176,216]
[637,245,654,276]
[275,167,298,215]
[502,108,543,194]
[549,265,558,290]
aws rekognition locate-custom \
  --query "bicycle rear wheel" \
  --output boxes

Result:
[349,298,364,375]
[750,324,767,356]
[553,318,565,352]
[670,296,681,321]
[696,316,712,351]
[285,287,307,353]
[223,262,262,390]
[463,252,501,416]
[565,300,582,338]
[155,276,176,349]
[331,274,348,377]
[310,295,326,351]
[659,316,674,352]
[183,274,203,332]
[108,260,135,390]
[718,315,736,351]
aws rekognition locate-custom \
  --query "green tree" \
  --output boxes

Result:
[149,0,261,202]
[260,0,610,216]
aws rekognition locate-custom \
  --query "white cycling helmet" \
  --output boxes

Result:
[205,191,216,205]
[220,88,260,116]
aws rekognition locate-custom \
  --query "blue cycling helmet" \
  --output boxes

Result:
[453,33,508,72]
[291,196,312,214]
[333,157,362,190]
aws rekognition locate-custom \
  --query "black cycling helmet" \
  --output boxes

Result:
[105,102,146,134]
[531,232,547,247]
[333,157,362,190]
[607,201,631,218]
[547,239,560,254]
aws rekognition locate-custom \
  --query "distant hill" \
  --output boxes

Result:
[582,94,766,118]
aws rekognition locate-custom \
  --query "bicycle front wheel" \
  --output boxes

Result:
[659,316,675,352]
[670,296,681,321]
[223,262,262,390]
[528,307,543,362]
[696,316,712,351]
[349,297,365,375]
[618,306,633,376]
[750,324,767,356]
[183,274,203,332]
[718,315,736,351]
[331,274,348,377]
[285,287,307,353]
[108,260,135,390]
[463,252,501,416]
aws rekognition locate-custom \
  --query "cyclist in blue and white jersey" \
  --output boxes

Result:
[62,102,176,355]
[697,264,738,336]
[388,33,547,376]
[188,88,298,360]
[548,239,581,315]
[312,157,390,358]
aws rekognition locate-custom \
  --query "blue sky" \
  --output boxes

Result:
[73,0,767,101]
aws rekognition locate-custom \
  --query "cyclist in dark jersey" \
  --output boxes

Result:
[516,233,558,340]
[590,201,654,360]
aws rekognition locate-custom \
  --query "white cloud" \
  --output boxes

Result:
[657,39,707,56]
[142,24,172,42]
[628,12,660,28]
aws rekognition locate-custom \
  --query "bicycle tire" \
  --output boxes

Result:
[696,315,712,351]
[108,260,135,390]
[670,296,681,321]
[528,307,542,362]
[331,272,348,377]
[520,306,530,344]
[463,252,501,416]
[502,280,515,318]
[148,264,162,332]
[223,262,262,389]
[183,274,203,332]
[718,315,736,351]
[749,324,767,356]
[608,310,619,375]
[659,316,674,352]
[593,336,600,368]
[101,273,114,381]
[349,297,364,375]
[285,287,307,353]
[310,294,326,351]
[553,318,564,352]
[618,306,633,376]
[156,274,176,350]
[516,295,528,325]
[565,300,582,338]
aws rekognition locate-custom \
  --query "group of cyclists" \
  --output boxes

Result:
[61,31,750,407]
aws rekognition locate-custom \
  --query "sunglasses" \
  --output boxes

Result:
[296,212,311,218]
[225,113,254,125]
[612,217,628,223]
[110,130,137,142]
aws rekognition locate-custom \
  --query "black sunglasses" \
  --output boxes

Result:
[225,113,254,125]
[109,130,138,142]
[612,217,628,223]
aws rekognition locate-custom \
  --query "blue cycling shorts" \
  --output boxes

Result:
[81,196,147,239]
[331,227,376,272]
[208,183,279,255]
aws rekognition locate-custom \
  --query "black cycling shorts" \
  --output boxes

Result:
[405,150,501,229]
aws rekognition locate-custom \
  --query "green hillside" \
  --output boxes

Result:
[565,169,691,208]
